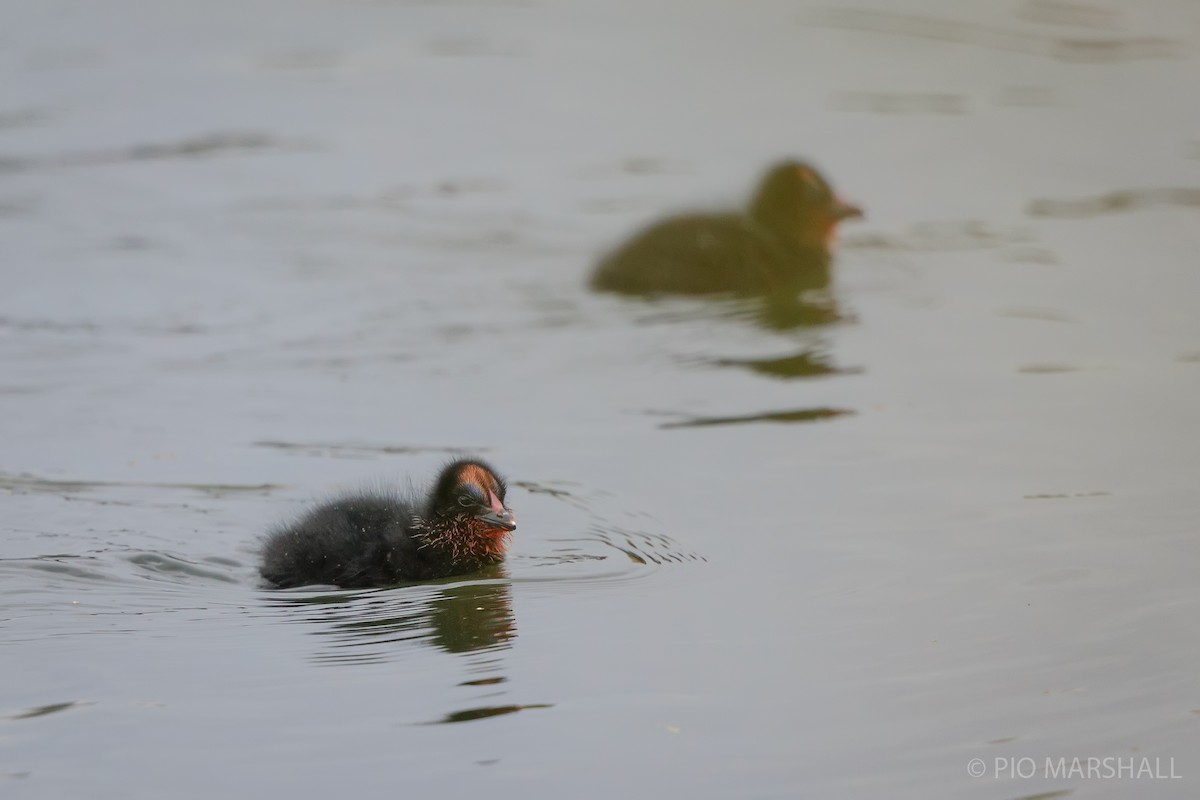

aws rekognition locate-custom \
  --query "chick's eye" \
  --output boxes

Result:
[457,495,474,508]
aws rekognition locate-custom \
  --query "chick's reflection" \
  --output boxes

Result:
[272,571,515,664]
[428,580,515,654]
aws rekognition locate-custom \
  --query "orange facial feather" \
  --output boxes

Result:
[456,463,499,494]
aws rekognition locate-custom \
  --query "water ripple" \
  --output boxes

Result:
[1028,187,1200,217]
[0,472,281,497]
[807,8,1183,62]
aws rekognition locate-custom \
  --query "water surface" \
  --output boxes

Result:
[3,1,1199,797]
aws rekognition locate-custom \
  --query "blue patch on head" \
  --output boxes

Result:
[462,484,486,501]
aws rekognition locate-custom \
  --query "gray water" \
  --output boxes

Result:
[3,1,1199,797]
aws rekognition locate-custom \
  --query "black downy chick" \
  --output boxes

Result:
[260,459,516,589]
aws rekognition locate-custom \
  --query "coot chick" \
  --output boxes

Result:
[590,159,862,296]
[260,459,516,589]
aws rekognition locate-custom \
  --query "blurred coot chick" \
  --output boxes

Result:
[261,459,516,589]
[590,159,862,296]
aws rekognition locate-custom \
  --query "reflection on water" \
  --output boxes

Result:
[6,701,92,721]
[623,289,848,332]
[266,570,557,724]
[428,703,552,725]
[265,569,515,664]
[706,347,861,381]
[428,580,515,654]
[657,406,854,430]
[753,292,845,331]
